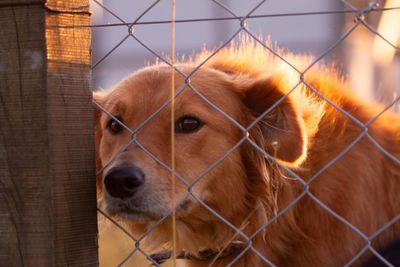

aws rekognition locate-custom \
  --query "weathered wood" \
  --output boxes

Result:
[0,1,97,266]
[0,0,43,9]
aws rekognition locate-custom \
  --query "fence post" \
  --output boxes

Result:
[0,0,98,266]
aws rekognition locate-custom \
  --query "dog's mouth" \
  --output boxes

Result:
[108,206,158,223]
[106,197,194,223]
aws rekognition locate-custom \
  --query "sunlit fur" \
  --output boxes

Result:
[95,38,400,266]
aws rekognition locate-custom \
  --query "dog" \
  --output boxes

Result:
[94,40,400,266]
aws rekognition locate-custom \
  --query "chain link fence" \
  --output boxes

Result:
[90,1,400,266]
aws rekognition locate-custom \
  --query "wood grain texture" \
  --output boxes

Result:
[0,0,43,7]
[0,1,97,266]
[46,0,90,13]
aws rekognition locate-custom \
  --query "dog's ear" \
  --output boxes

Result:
[93,91,105,195]
[240,76,307,167]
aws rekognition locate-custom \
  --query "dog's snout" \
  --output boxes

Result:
[104,166,145,199]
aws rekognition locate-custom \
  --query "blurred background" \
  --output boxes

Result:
[90,0,400,266]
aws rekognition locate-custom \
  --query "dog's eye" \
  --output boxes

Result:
[107,117,124,135]
[175,116,202,133]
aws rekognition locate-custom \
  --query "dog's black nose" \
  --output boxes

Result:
[104,166,145,199]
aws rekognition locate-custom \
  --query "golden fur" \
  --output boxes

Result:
[94,40,400,266]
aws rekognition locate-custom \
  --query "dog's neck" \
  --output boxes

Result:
[155,199,295,266]
[150,240,247,266]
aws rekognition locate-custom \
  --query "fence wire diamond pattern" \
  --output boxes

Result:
[90,1,400,266]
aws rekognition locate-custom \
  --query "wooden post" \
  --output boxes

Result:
[0,0,98,266]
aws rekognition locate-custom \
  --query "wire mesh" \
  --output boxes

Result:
[90,1,400,266]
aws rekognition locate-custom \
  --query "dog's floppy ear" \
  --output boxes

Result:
[240,76,307,167]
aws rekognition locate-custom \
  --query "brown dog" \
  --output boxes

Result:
[94,41,400,266]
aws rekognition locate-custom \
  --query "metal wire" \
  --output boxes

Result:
[56,7,400,29]
[91,1,400,266]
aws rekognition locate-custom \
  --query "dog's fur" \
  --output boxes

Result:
[94,40,400,266]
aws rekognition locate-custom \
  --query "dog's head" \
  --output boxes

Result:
[94,64,308,246]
